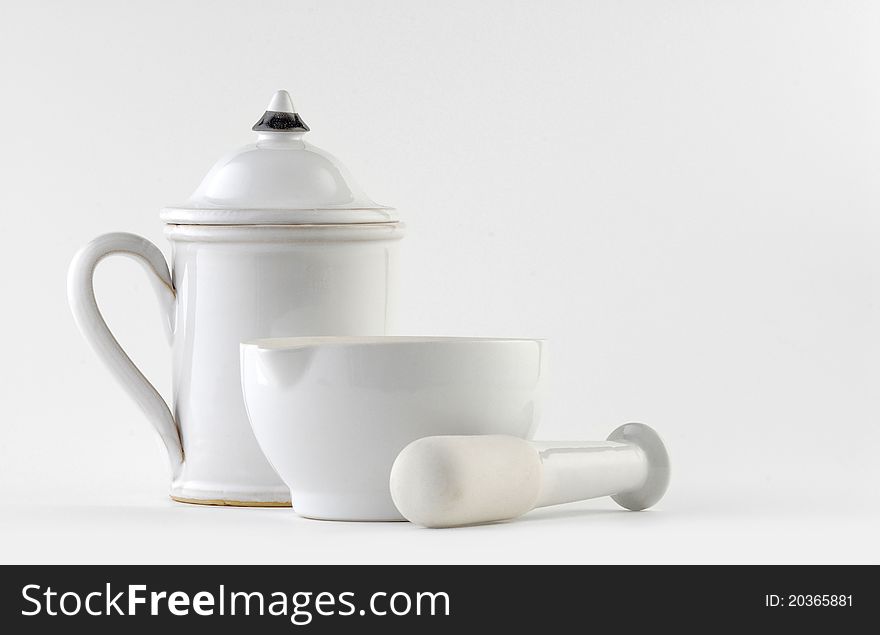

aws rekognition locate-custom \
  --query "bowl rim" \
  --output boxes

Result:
[241,335,546,351]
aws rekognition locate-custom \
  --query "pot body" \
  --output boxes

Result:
[68,223,403,505]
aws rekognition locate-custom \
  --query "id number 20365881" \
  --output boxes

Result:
[765,594,853,607]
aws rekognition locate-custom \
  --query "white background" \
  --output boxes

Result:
[1,0,878,564]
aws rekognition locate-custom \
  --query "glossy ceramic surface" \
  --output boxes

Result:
[160,90,396,226]
[67,90,403,505]
[69,227,402,504]
[240,337,546,521]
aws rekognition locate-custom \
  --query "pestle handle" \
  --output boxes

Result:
[389,423,670,528]
[535,423,670,511]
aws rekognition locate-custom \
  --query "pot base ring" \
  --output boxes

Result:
[170,495,291,508]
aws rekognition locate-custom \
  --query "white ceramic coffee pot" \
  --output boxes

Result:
[68,90,404,506]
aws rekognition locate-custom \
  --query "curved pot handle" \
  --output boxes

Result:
[67,232,183,472]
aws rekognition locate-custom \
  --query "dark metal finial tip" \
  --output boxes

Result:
[252,90,309,132]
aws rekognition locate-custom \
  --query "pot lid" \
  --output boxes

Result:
[161,90,396,225]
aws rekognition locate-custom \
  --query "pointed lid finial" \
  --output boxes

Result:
[252,89,310,132]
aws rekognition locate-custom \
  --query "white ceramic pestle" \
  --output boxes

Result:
[389,423,670,528]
